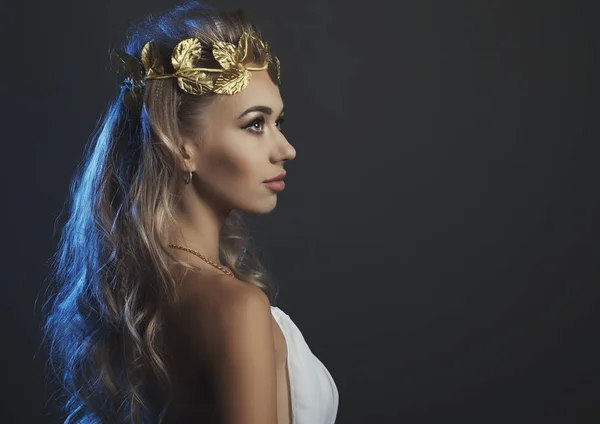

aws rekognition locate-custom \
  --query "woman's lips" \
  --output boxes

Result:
[264,180,285,192]
[263,171,286,192]
[263,171,286,182]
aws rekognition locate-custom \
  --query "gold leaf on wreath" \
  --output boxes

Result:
[235,32,254,64]
[177,68,213,84]
[177,68,214,94]
[110,49,144,86]
[172,38,202,72]
[275,56,281,83]
[177,74,213,95]
[213,65,250,95]
[267,56,281,84]
[265,42,274,64]
[212,41,237,70]
[249,31,267,54]
[141,41,165,78]
[266,46,275,64]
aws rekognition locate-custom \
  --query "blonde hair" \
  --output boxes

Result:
[41,2,278,422]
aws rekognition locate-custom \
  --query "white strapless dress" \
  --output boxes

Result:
[270,306,339,424]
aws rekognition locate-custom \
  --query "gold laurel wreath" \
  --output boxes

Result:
[110,31,281,113]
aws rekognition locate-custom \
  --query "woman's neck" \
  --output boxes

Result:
[169,190,231,263]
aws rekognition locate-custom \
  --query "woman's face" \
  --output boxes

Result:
[186,67,296,215]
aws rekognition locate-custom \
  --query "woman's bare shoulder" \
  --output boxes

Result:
[177,269,268,313]
[174,270,271,347]
[174,271,277,422]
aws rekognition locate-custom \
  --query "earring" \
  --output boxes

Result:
[183,170,193,184]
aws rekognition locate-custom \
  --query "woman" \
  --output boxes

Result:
[41,2,339,423]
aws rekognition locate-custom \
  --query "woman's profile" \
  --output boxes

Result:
[41,2,339,423]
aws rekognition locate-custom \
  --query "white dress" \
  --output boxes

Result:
[270,306,339,424]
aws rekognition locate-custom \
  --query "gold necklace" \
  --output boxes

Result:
[168,244,235,279]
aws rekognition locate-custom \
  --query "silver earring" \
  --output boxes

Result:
[183,170,193,184]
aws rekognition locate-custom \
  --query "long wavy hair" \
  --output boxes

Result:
[41,2,279,422]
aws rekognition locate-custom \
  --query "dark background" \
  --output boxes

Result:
[2,0,598,422]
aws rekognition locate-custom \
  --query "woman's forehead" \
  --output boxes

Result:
[208,70,283,119]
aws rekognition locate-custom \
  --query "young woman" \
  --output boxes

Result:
[41,2,339,423]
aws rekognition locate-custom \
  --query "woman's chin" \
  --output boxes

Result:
[241,196,278,215]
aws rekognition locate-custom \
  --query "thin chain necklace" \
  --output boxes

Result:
[168,244,235,279]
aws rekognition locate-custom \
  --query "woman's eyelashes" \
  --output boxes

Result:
[243,115,285,133]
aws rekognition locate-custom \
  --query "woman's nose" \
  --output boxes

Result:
[282,139,296,162]
[274,132,296,162]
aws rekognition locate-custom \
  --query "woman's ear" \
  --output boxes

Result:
[179,136,197,172]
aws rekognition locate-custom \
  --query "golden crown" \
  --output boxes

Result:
[109,30,281,113]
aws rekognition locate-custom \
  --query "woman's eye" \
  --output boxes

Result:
[245,117,265,132]
[276,117,285,130]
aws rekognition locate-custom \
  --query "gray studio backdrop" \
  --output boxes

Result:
[2,0,597,423]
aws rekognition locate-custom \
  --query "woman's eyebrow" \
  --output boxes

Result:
[237,105,285,119]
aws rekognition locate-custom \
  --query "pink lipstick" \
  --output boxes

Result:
[263,171,286,192]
